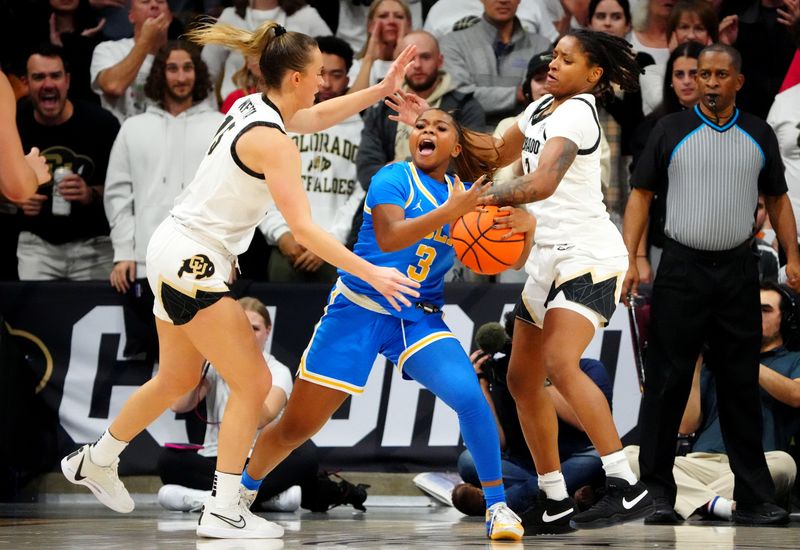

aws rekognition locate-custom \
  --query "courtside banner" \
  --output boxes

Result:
[0,282,641,474]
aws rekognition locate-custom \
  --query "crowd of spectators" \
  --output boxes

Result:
[2,0,800,523]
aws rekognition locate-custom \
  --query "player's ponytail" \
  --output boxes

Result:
[567,29,642,104]
[186,19,318,91]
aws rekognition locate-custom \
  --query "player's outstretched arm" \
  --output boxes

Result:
[0,72,49,201]
[237,127,420,310]
[286,44,417,134]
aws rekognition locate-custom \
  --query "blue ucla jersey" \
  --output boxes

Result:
[339,162,465,321]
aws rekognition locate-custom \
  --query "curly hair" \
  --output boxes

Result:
[144,41,212,105]
[565,29,642,104]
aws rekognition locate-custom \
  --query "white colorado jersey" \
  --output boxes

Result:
[170,93,285,255]
[518,93,626,258]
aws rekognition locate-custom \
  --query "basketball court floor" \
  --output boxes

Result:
[2,500,799,549]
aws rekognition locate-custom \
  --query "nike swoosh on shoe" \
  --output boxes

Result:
[542,507,574,522]
[622,490,648,510]
[210,512,247,529]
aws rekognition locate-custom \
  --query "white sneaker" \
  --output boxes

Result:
[158,484,211,512]
[60,444,134,513]
[486,502,524,541]
[197,497,284,539]
[261,486,301,512]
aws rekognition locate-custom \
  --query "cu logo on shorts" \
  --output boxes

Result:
[177,254,216,280]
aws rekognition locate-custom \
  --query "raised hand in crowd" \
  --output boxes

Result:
[16,193,47,217]
[718,14,738,45]
[140,12,171,53]
[778,0,800,29]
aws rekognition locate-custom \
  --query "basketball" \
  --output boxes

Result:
[451,206,526,275]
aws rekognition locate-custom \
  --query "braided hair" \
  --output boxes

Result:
[565,29,642,104]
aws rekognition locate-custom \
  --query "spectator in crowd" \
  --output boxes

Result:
[90,0,173,122]
[588,0,652,223]
[88,0,186,41]
[423,0,563,43]
[32,0,108,105]
[104,41,222,294]
[767,80,800,245]
[451,315,608,524]
[0,71,50,204]
[439,0,550,127]
[732,0,799,119]
[640,0,719,115]
[219,52,261,114]
[201,0,330,103]
[630,0,672,65]
[346,0,411,95]
[754,195,780,283]
[623,43,799,525]
[260,36,365,283]
[15,44,119,281]
[624,282,800,522]
[630,40,703,281]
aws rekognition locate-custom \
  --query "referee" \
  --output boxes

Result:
[623,44,800,525]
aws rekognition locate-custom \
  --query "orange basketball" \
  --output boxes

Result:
[451,206,526,275]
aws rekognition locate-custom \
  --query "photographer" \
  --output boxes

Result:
[452,313,611,521]
[624,281,800,522]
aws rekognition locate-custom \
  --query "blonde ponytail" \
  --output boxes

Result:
[185,19,282,59]
[186,19,318,91]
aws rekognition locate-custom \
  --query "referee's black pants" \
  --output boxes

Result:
[637,238,776,508]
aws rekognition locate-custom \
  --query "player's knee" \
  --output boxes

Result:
[274,421,313,451]
[507,368,545,403]
[229,368,271,405]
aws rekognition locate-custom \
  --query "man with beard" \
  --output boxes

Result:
[104,41,222,298]
[14,44,119,281]
[260,36,366,283]
[357,30,485,194]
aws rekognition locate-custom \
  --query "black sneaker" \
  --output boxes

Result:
[520,493,577,535]
[733,502,790,525]
[644,497,682,525]
[569,477,654,530]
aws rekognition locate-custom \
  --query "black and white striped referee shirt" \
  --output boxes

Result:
[631,105,787,251]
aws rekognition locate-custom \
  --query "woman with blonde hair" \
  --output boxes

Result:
[346,0,412,95]
[61,19,420,540]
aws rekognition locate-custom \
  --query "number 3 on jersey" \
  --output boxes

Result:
[408,244,436,282]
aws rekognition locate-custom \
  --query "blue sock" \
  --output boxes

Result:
[241,469,263,491]
[403,338,506,509]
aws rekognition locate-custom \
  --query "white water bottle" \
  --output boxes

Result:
[52,166,72,216]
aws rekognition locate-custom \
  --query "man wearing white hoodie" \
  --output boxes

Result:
[260,35,365,283]
[104,41,223,294]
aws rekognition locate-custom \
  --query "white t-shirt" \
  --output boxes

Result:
[198,352,293,458]
[639,62,666,116]
[170,93,283,255]
[767,84,800,240]
[630,32,670,66]
[517,94,626,258]
[260,114,365,245]
[90,38,153,123]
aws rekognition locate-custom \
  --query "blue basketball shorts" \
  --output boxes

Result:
[297,289,458,394]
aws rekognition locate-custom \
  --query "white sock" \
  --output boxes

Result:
[601,450,637,485]
[89,430,129,467]
[538,470,569,501]
[211,471,242,508]
[706,496,733,520]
